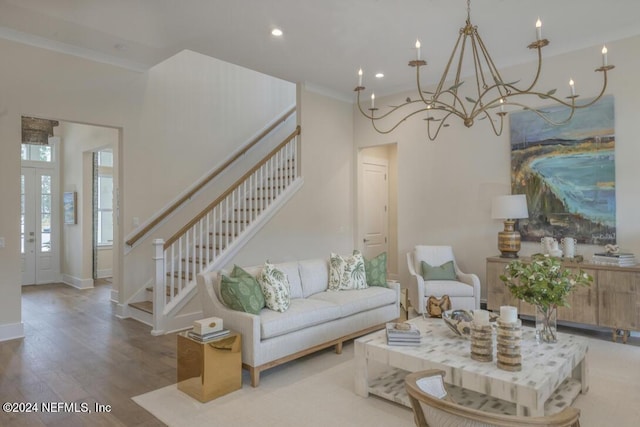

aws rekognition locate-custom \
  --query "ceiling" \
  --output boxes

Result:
[2,0,640,99]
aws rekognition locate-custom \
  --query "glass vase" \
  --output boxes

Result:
[535,304,557,343]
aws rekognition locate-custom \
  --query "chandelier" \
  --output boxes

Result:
[354,0,614,141]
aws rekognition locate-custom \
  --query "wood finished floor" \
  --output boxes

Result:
[0,281,176,427]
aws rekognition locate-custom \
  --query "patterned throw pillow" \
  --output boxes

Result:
[364,252,388,287]
[220,265,265,314]
[329,251,368,291]
[258,261,291,312]
[421,260,457,281]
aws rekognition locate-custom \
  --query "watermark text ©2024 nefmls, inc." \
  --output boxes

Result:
[3,401,112,414]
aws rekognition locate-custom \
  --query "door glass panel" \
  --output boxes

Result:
[41,175,52,252]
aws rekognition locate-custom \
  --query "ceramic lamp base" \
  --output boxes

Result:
[498,219,521,258]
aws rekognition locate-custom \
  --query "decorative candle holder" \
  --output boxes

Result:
[496,319,522,371]
[470,322,493,362]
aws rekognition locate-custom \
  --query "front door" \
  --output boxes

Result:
[21,166,59,285]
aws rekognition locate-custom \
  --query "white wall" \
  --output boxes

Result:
[60,122,118,287]
[0,39,296,340]
[0,38,138,341]
[229,86,356,267]
[354,35,640,301]
[121,50,296,302]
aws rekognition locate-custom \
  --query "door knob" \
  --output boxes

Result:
[363,238,370,243]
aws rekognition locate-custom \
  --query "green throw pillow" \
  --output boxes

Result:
[220,265,265,314]
[364,252,388,287]
[421,260,457,281]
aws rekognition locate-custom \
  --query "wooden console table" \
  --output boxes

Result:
[486,256,640,343]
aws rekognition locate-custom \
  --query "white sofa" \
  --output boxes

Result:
[197,258,400,387]
[406,245,480,314]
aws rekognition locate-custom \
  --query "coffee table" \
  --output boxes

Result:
[354,317,588,416]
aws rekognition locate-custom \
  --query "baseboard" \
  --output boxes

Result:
[0,321,25,342]
[110,289,119,303]
[97,269,112,279]
[63,274,94,289]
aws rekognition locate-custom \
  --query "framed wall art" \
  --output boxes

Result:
[509,95,615,245]
[63,191,77,225]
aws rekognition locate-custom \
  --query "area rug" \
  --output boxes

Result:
[133,335,640,427]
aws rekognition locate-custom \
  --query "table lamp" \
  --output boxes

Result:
[491,194,529,258]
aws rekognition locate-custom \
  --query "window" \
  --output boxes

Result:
[21,144,52,162]
[96,149,113,246]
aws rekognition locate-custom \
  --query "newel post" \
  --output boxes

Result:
[151,239,165,336]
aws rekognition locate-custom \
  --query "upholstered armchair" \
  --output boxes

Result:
[405,370,581,427]
[406,245,480,314]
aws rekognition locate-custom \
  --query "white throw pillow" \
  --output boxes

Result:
[258,261,291,312]
[329,252,368,291]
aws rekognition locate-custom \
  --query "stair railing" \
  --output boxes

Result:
[127,106,296,248]
[151,126,301,332]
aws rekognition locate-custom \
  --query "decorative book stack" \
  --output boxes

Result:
[592,252,637,267]
[187,328,230,342]
[385,322,421,346]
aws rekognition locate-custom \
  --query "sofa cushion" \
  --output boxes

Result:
[309,287,396,318]
[421,260,457,281]
[298,259,329,297]
[220,265,265,315]
[425,280,474,297]
[258,262,291,312]
[272,261,303,299]
[260,298,341,339]
[329,252,367,291]
[364,252,388,287]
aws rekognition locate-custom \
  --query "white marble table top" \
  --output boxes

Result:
[355,317,588,416]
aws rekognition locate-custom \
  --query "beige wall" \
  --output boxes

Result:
[354,35,640,301]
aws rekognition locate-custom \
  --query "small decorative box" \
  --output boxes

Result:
[193,317,223,335]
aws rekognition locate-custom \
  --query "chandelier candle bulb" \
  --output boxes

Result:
[602,45,608,66]
[415,39,421,60]
[358,68,363,86]
[500,306,518,323]
[569,78,575,96]
[536,18,542,41]
[371,93,375,109]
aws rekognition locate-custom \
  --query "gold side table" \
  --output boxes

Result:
[177,331,242,402]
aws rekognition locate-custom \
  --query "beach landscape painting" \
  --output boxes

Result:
[509,95,615,245]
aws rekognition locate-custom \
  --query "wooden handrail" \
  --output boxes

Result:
[164,125,301,250]
[126,106,296,246]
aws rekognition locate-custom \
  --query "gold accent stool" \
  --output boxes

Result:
[496,319,522,372]
[470,323,493,362]
[177,331,242,402]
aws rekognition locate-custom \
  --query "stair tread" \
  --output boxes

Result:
[129,300,153,314]
[145,285,173,296]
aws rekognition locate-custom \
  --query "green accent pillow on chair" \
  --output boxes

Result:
[421,260,457,281]
[364,252,388,287]
[220,265,265,314]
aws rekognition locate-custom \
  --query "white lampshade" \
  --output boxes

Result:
[491,194,529,220]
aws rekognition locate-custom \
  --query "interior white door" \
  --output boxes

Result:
[21,167,59,285]
[361,160,388,259]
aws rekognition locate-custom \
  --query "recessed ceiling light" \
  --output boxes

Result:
[375,73,384,78]
[271,28,283,37]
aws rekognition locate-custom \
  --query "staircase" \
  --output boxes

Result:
[127,125,302,334]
